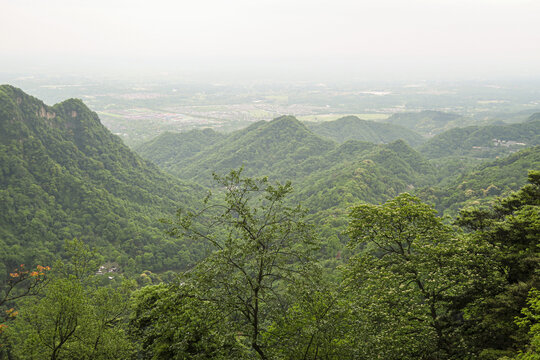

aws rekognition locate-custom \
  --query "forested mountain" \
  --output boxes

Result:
[138,116,336,184]
[304,115,425,146]
[1,85,539,359]
[419,146,540,215]
[136,115,435,191]
[134,128,224,173]
[0,85,203,279]
[384,110,466,136]
[419,117,540,159]
[294,140,435,217]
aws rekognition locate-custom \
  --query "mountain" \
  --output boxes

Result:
[0,85,203,279]
[295,140,436,214]
[384,110,466,136]
[137,115,436,241]
[304,115,425,146]
[138,116,336,185]
[418,146,540,216]
[134,128,224,174]
[419,119,540,159]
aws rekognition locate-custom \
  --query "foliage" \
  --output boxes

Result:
[419,146,540,216]
[0,85,203,274]
[305,115,425,146]
[6,239,134,360]
[419,119,540,159]
[344,193,500,359]
[130,282,244,359]
[514,288,540,359]
[455,170,540,358]
[166,169,319,359]
[134,128,224,174]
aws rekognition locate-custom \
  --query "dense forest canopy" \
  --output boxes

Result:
[1,86,539,359]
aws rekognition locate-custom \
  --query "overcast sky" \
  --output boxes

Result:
[1,0,539,81]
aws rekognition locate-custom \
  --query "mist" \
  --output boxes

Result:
[2,0,539,82]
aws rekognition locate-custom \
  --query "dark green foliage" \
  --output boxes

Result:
[0,85,203,275]
[130,283,243,359]
[454,171,540,358]
[305,115,425,146]
[420,146,540,216]
[344,194,500,359]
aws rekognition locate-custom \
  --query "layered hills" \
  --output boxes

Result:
[305,115,425,146]
[384,110,466,136]
[3,85,539,280]
[0,85,203,277]
[419,146,540,215]
[136,115,437,229]
[419,115,540,159]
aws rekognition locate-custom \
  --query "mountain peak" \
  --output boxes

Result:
[268,115,305,128]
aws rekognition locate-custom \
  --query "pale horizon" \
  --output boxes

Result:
[1,0,540,82]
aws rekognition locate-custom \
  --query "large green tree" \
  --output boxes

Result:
[344,193,499,359]
[455,170,540,358]
[166,169,319,359]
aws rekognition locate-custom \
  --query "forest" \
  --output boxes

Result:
[1,85,539,359]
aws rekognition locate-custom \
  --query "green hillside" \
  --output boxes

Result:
[145,116,337,184]
[293,140,436,238]
[419,146,540,215]
[0,85,203,278]
[136,115,437,239]
[384,110,466,136]
[305,115,425,146]
[419,118,540,159]
[134,128,224,174]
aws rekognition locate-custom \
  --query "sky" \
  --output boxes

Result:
[1,0,540,81]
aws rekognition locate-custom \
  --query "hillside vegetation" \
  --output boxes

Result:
[305,115,425,146]
[1,86,539,359]
[384,110,467,136]
[419,115,540,159]
[0,85,203,279]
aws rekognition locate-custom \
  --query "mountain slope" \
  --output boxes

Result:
[134,128,224,174]
[384,110,466,136]
[295,140,436,213]
[0,85,203,278]
[418,146,540,215]
[305,116,425,146]
[148,116,337,184]
[419,119,540,159]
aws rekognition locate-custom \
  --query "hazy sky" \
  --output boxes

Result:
[1,0,539,81]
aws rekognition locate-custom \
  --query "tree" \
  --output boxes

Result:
[130,282,244,360]
[0,263,50,357]
[7,239,134,360]
[455,170,540,358]
[167,169,319,359]
[344,193,498,359]
[514,288,540,359]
